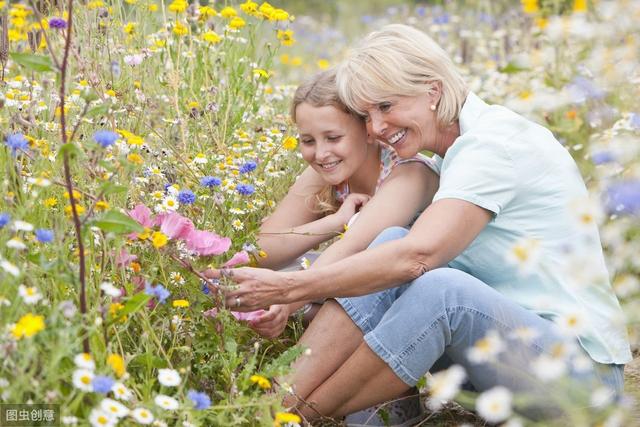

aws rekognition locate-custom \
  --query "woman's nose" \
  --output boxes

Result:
[369,112,387,137]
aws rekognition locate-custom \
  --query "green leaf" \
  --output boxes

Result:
[93,210,144,234]
[100,182,128,197]
[128,353,167,369]
[118,292,152,318]
[10,52,55,72]
[86,104,110,118]
[58,143,81,159]
[498,62,529,74]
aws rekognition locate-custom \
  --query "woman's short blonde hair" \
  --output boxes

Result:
[337,24,468,127]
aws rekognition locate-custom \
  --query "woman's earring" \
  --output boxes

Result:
[430,105,436,111]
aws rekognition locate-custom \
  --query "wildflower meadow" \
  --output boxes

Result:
[0,0,639,426]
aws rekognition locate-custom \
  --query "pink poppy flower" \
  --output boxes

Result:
[128,204,154,239]
[223,250,250,267]
[158,212,194,240]
[185,230,231,256]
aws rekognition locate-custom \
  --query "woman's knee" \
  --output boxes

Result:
[369,226,410,249]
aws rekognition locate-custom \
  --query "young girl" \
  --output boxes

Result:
[249,69,439,338]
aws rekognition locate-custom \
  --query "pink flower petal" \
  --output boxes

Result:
[223,250,250,267]
[116,248,137,267]
[185,229,231,256]
[128,204,154,228]
[159,212,195,240]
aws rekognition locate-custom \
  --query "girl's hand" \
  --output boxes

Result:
[332,193,370,228]
[248,304,290,338]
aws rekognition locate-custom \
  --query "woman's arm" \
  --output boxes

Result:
[256,166,346,270]
[215,198,492,310]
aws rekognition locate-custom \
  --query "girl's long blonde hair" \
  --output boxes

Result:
[292,69,357,215]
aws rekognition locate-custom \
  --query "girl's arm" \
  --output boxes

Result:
[256,166,349,270]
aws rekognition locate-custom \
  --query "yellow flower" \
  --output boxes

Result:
[11,313,45,340]
[220,6,237,18]
[229,16,245,29]
[147,3,158,12]
[107,354,126,377]
[64,204,86,216]
[130,262,141,273]
[127,153,144,165]
[240,0,258,15]
[250,374,271,389]
[282,136,297,151]
[123,22,137,35]
[95,200,110,211]
[274,412,301,427]
[573,0,587,13]
[168,0,188,13]
[317,59,330,70]
[172,299,189,308]
[259,2,274,19]
[279,53,290,64]
[43,197,58,208]
[139,227,152,240]
[291,56,302,66]
[276,29,295,46]
[269,8,289,21]
[521,0,538,14]
[87,1,105,9]
[151,231,168,248]
[199,5,217,18]
[173,22,189,36]
[253,68,271,80]
[202,31,221,45]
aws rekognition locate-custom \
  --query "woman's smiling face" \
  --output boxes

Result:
[295,102,370,185]
[361,92,441,158]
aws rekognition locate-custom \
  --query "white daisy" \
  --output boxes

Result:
[157,368,181,387]
[27,177,52,187]
[130,408,154,424]
[12,220,34,232]
[72,369,95,391]
[18,284,42,304]
[554,311,586,336]
[100,398,130,418]
[7,238,27,250]
[192,153,208,164]
[89,408,116,427]
[154,394,179,410]
[111,382,133,401]
[100,282,122,298]
[74,353,96,370]
[467,330,505,364]
[568,197,603,231]
[590,386,614,408]
[504,237,541,276]
[61,415,78,425]
[426,364,466,410]
[0,259,20,277]
[507,326,540,345]
[162,196,179,212]
[476,386,513,424]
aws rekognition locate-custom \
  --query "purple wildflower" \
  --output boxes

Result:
[48,17,67,29]
[93,130,119,148]
[92,375,115,393]
[35,229,54,243]
[177,190,196,205]
[0,213,9,228]
[604,180,640,215]
[4,133,29,156]
[200,176,221,188]
[145,283,171,304]
[187,390,211,410]
[239,161,257,174]
[236,184,255,196]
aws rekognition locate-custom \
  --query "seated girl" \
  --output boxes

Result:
[249,69,439,338]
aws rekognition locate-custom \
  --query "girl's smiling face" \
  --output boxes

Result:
[295,102,371,185]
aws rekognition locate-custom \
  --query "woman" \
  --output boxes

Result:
[248,68,438,339]
[208,25,631,421]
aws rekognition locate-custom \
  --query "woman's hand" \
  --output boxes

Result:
[248,304,290,338]
[201,267,292,311]
[332,193,370,228]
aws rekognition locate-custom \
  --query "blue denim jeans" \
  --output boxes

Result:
[336,227,624,409]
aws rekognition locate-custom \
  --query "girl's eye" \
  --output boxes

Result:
[327,135,342,142]
[300,138,314,145]
[379,102,392,112]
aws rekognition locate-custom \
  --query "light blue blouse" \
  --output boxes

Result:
[431,92,632,364]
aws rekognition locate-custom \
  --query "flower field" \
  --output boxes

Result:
[0,0,639,426]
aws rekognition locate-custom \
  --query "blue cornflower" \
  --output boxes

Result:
[200,176,222,188]
[93,130,119,148]
[590,150,615,165]
[48,17,67,29]
[178,190,196,205]
[35,229,54,243]
[4,133,29,156]
[163,183,174,192]
[239,161,257,174]
[92,375,115,394]
[0,213,10,228]
[630,113,640,130]
[201,279,219,295]
[187,390,211,410]
[605,180,640,215]
[145,283,171,304]
[566,76,605,103]
[236,184,255,196]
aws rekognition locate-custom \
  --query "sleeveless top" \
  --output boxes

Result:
[334,146,437,203]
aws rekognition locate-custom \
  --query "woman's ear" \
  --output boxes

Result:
[366,132,376,145]
[427,81,443,107]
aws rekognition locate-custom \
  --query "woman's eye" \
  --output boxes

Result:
[379,102,392,112]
